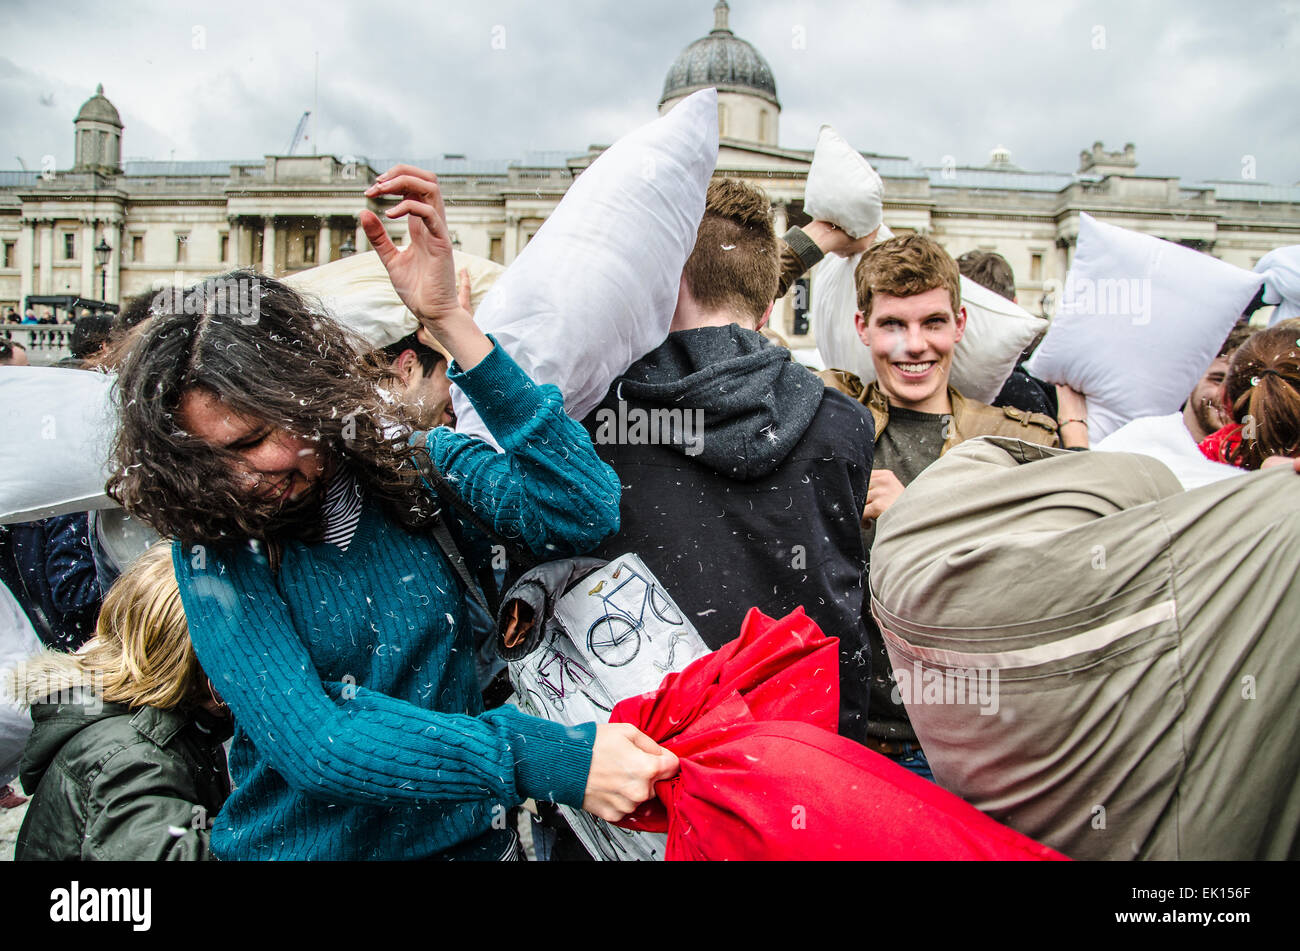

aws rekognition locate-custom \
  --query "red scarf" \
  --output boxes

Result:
[1199,422,1244,465]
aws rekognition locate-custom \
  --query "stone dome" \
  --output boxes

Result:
[75,84,123,127]
[660,2,779,109]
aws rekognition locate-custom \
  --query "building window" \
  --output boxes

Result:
[2,242,14,269]
[63,233,76,260]
[718,104,728,138]
[791,277,811,336]
[131,234,144,261]
[1030,253,1043,282]
[219,233,229,261]
[489,236,504,264]
[304,234,317,264]
[758,109,768,142]
[176,234,189,264]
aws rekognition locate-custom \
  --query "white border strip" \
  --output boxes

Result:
[879,600,1177,670]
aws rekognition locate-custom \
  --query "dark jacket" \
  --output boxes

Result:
[15,693,231,861]
[581,325,875,742]
[0,514,101,651]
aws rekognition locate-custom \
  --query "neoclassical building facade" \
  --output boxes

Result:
[3,0,1298,346]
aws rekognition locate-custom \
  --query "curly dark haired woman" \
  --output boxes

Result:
[107,165,678,860]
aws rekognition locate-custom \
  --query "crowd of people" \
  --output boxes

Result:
[0,141,1297,861]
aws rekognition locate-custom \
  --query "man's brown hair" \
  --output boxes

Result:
[956,249,1016,302]
[681,178,778,324]
[855,233,962,320]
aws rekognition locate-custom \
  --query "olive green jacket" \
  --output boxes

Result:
[15,695,231,861]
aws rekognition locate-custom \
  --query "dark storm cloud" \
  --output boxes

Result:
[1,0,1296,185]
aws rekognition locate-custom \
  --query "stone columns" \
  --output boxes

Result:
[317,217,331,265]
[80,218,96,299]
[18,218,35,308]
[261,216,276,275]
[504,214,520,263]
[354,217,368,254]
[39,219,55,295]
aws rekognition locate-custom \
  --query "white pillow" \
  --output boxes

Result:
[285,249,505,352]
[813,267,1047,405]
[803,125,883,240]
[1025,213,1264,442]
[450,88,718,446]
[1094,413,1242,490]
[0,579,42,786]
[810,250,871,381]
[0,367,118,523]
[1257,246,1300,324]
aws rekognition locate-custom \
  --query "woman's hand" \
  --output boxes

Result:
[582,723,680,822]
[362,165,492,370]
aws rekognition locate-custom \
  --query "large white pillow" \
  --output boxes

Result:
[0,367,118,523]
[285,249,505,352]
[802,125,884,240]
[1026,213,1264,442]
[449,88,718,445]
[1256,246,1300,324]
[813,266,1047,405]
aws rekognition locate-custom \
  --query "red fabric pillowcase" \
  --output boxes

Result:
[612,607,1067,861]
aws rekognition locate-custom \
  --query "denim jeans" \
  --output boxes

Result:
[890,744,935,782]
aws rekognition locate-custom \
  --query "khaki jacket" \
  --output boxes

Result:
[816,370,1059,452]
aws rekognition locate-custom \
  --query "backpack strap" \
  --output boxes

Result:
[411,432,540,618]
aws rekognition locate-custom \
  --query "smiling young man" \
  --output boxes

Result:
[816,233,1065,777]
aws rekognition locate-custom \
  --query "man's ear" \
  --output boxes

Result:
[756,300,775,332]
[854,309,871,348]
[953,305,968,344]
[392,348,417,385]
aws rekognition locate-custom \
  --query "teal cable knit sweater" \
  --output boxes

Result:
[172,341,620,860]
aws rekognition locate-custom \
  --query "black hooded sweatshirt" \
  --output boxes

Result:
[582,325,875,742]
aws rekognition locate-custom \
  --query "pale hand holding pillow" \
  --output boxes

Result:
[803,125,884,240]
[448,88,719,446]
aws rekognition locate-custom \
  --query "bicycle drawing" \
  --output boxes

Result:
[535,648,611,714]
[585,562,684,668]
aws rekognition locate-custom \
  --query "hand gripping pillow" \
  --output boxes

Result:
[1025,213,1264,442]
[803,125,884,240]
[1256,246,1300,325]
[285,248,505,353]
[449,89,719,446]
[0,366,118,523]
[814,267,1047,404]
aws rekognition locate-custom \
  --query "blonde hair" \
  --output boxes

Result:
[11,542,203,711]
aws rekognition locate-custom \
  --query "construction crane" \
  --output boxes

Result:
[286,111,311,155]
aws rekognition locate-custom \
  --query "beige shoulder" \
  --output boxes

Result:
[816,368,865,400]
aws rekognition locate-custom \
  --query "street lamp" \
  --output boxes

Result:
[94,237,112,301]
[339,234,356,258]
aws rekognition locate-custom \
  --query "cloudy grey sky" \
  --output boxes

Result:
[2,0,1298,184]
